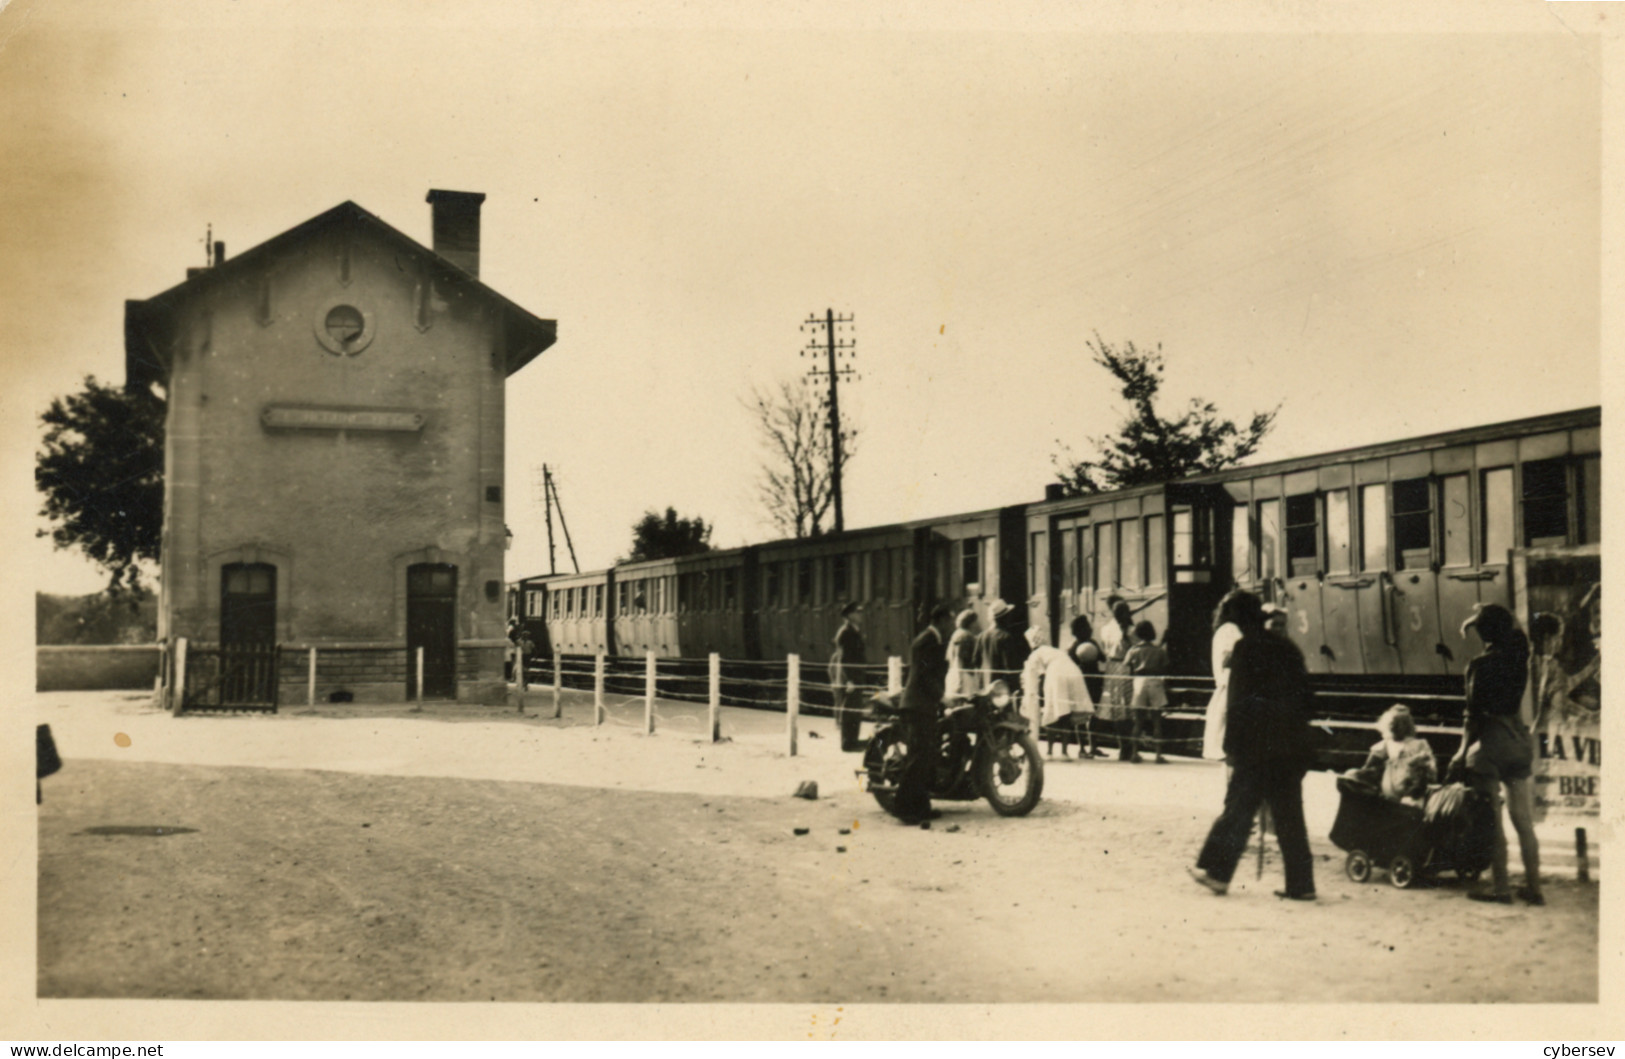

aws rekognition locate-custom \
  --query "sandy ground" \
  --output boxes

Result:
[33,688,1599,1005]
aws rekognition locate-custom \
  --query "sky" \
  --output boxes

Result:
[1,0,1610,597]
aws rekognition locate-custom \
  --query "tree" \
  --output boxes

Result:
[36,376,166,593]
[746,378,859,538]
[626,507,714,562]
[1052,335,1277,496]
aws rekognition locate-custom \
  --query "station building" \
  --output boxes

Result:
[126,191,556,707]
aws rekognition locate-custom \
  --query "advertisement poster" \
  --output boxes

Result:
[1513,546,1600,821]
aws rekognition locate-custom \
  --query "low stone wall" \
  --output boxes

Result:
[37,645,161,692]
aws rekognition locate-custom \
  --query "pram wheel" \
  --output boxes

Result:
[1345,850,1372,883]
[1459,869,1481,885]
[1388,854,1417,889]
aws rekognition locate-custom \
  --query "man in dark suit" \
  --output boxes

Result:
[829,601,869,752]
[894,603,955,825]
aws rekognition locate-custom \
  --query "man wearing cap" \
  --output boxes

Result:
[829,601,869,752]
[975,599,1031,693]
[895,604,956,825]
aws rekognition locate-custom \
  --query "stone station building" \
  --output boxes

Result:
[126,191,555,707]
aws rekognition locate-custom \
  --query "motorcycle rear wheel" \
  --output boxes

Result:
[978,730,1044,817]
[862,727,909,815]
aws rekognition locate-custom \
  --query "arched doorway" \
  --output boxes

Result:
[407,563,457,699]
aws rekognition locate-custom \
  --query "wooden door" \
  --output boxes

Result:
[407,564,457,699]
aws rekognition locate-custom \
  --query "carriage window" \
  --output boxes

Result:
[960,539,981,594]
[721,568,737,609]
[1257,499,1281,582]
[1482,468,1513,563]
[1325,490,1351,575]
[1172,507,1213,567]
[1392,478,1433,570]
[984,537,999,598]
[1061,529,1077,596]
[1231,504,1251,582]
[1580,455,1600,545]
[870,553,887,600]
[1285,494,1319,577]
[526,590,542,618]
[1028,532,1044,598]
[797,560,812,604]
[593,585,604,617]
[1522,458,1569,547]
[1095,521,1117,593]
[832,554,849,599]
[1441,475,1471,568]
[550,591,560,620]
[765,564,782,607]
[1144,514,1165,587]
[616,582,628,616]
[1118,518,1143,590]
[1077,527,1091,592]
[1361,485,1388,571]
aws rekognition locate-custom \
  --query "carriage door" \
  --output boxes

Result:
[1318,487,1363,673]
[407,563,457,699]
[220,563,277,704]
[1167,494,1223,675]
[1390,476,1448,674]
[1354,481,1404,673]
[1280,477,1332,673]
[1433,472,1480,674]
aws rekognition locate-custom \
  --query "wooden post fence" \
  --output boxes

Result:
[594,653,606,726]
[708,652,721,743]
[415,647,424,708]
[644,651,656,735]
[307,647,317,706]
[173,638,188,713]
[552,653,563,719]
[787,653,800,757]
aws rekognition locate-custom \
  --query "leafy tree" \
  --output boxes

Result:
[36,591,157,645]
[626,507,714,562]
[746,378,859,538]
[36,376,166,593]
[1052,335,1277,496]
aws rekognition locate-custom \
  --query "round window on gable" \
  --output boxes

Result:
[313,301,375,356]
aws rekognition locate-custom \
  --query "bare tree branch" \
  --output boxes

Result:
[744,379,860,538]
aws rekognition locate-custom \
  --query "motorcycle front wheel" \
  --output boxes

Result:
[977,730,1044,817]
[862,726,909,815]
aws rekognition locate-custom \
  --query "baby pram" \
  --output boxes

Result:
[1328,776,1495,888]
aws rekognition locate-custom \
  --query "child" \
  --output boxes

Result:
[1126,620,1171,764]
[1351,704,1437,803]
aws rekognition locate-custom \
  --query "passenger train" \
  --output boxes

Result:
[509,407,1600,758]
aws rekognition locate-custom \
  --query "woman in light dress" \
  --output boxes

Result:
[1203,592,1246,765]
[945,608,981,698]
[1022,625,1094,757]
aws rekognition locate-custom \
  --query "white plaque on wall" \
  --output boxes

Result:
[261,405,426,432]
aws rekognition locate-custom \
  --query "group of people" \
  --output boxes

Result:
[1189,591,1544,906]
[834,584,1549,905]
[827,595,1180,826]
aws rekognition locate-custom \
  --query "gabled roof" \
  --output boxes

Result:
[125,200,556,391]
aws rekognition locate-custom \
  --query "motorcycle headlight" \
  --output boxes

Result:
[989,681,1011,708]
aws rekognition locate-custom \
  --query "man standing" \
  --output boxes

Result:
[829,601,869,752]
[975,600,1031,691]
[1188,591,1318,900]
[895,604,955,826]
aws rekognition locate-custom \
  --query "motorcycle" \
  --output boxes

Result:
[858,680,1044,817]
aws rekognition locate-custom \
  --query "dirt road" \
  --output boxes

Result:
[33,689,1599,1008]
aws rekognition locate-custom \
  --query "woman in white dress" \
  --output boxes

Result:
[1203,592,1246,763]
[1022,626,1094,757]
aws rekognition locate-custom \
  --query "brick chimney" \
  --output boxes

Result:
[426,189,486,278]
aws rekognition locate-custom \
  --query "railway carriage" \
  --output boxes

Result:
[672,547,755,660]
[612,557,681,659]
[753,523,917,665]
[510,406,1596,762]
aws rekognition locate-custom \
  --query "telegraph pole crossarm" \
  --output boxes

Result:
[800,308,857,534]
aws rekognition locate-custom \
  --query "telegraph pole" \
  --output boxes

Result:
[801,309,856,533]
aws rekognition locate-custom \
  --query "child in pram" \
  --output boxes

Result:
[1345,704,1436,804]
